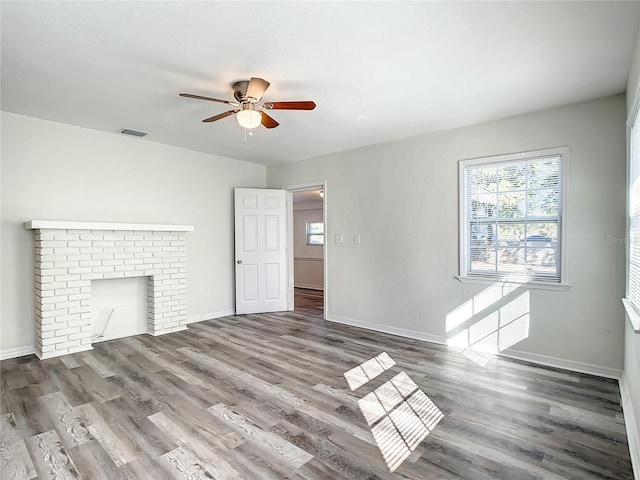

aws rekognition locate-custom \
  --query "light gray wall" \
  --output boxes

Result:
[293,203,324,290]
[624,24,640,474]
[268,94,627,374]
[1,112,266,354]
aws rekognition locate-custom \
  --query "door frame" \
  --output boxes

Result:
[284,180,327,319]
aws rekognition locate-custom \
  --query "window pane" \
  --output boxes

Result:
[308,234,324,245]
[462,150,563,283]
[470,247,496,273]
[308,222,324,234]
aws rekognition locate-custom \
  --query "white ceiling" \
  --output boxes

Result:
[2,2,639,166]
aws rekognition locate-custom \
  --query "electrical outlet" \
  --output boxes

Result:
[335,234,344,244]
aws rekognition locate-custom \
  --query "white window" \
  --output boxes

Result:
[306,221,324,246]
[627,106,640,320]
[459,147,567,285]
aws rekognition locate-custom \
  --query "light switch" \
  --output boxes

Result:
[354,234,361,244]
[335,234,344,244]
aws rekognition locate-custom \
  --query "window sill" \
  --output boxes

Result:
[456,275,572,291]
[621,298,640,333]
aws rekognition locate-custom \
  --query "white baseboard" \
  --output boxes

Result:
[325,314,448,345]
[186,309,235,324]
[0,345,35,361]
[500,349,623,380]
[620,374,640,480]
[326,314,622,379]
[294,284,324,291]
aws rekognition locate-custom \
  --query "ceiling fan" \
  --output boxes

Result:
[180,77,316,131]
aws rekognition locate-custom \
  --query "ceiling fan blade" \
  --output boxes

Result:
[263,101,316,110]
[260,111,279,129]
[246,77,270,101]
[180,93,238,106]
[202,110,238,123]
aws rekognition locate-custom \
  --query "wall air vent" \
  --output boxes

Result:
[118,128,148,137]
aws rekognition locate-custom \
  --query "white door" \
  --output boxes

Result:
[235,188,288,314]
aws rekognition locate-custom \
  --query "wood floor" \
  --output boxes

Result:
[1,288,634,479]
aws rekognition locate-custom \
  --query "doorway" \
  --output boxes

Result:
[286,181,327,319]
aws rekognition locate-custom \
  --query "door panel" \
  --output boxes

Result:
[235,188,288,314]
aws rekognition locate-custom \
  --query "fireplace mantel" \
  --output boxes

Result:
[25,220,194,232]
[26,220,194,359]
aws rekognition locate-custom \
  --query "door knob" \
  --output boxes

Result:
[237,260,242,264]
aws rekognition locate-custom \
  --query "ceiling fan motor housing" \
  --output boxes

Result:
[233,81,253,103]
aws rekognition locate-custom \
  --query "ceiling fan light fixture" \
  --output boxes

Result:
[236,109,262,129]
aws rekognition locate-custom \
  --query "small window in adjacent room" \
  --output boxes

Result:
[459,147,568,286]
[307,221,324,246]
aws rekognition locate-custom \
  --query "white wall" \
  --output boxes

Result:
[293,202,324,290]
[624,24,640,477]
[1,112,266,355]
[268,94,627,375]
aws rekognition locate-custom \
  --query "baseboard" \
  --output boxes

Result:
[0,345,36,361]
[294,284,324,291]
[325,314,448,345]
[325,314,622,379]
[186,309,235,324]
[500,349,622,379]
[620,374,640,480]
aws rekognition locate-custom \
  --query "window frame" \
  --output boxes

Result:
[306,221,324,246]
[624,101,640,332]
[458,147,570,290]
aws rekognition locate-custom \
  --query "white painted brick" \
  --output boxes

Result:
[92,266,114,273]
[41,296,62,305]
[153,240,170,247]
[136,252,153,259]
[103,272,125,279]
[40,254,68,262]
[37,267,68,277]
[80,234,104,241]
[54,261,78,269]
[134,241,153,247]
[115,240,135,247]
[103,247,125,254]
[170,240,186,246]
[54,247,80,255]
[78,260,101,267]
[102,259,124,266]
[41,330,55,339]
[55,287,80,296]
[82,247,103,254]
[124,258,144,265]
[55,326,81,336]
[55,274,80,282]
[144,269,162,276]
[125,247,144,253]
[55,300,80,310]
[40,290,55,298]
[80,325,92,333]
[55,339,80,349]
[66,266,90,275]
[163,269,179,275]
[40,282,68,291]
[68,240,91,247]
[125,235,144,241]
[68,293,90,301]
[68,306,90,314]
[67,254,91,261]
[92,253,114,260]
[114,253,135,260]
[84,273,104,280]
[80,311,91,319]
[37,247,54,255]
[54,234,80,241]
[80,286,91,293]
[68,332,89,341]
[93,241,115,247]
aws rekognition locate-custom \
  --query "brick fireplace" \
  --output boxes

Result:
[25,220,194,359]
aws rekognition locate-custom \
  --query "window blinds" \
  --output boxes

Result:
[628,109,640,312]
[463,154,563,282]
